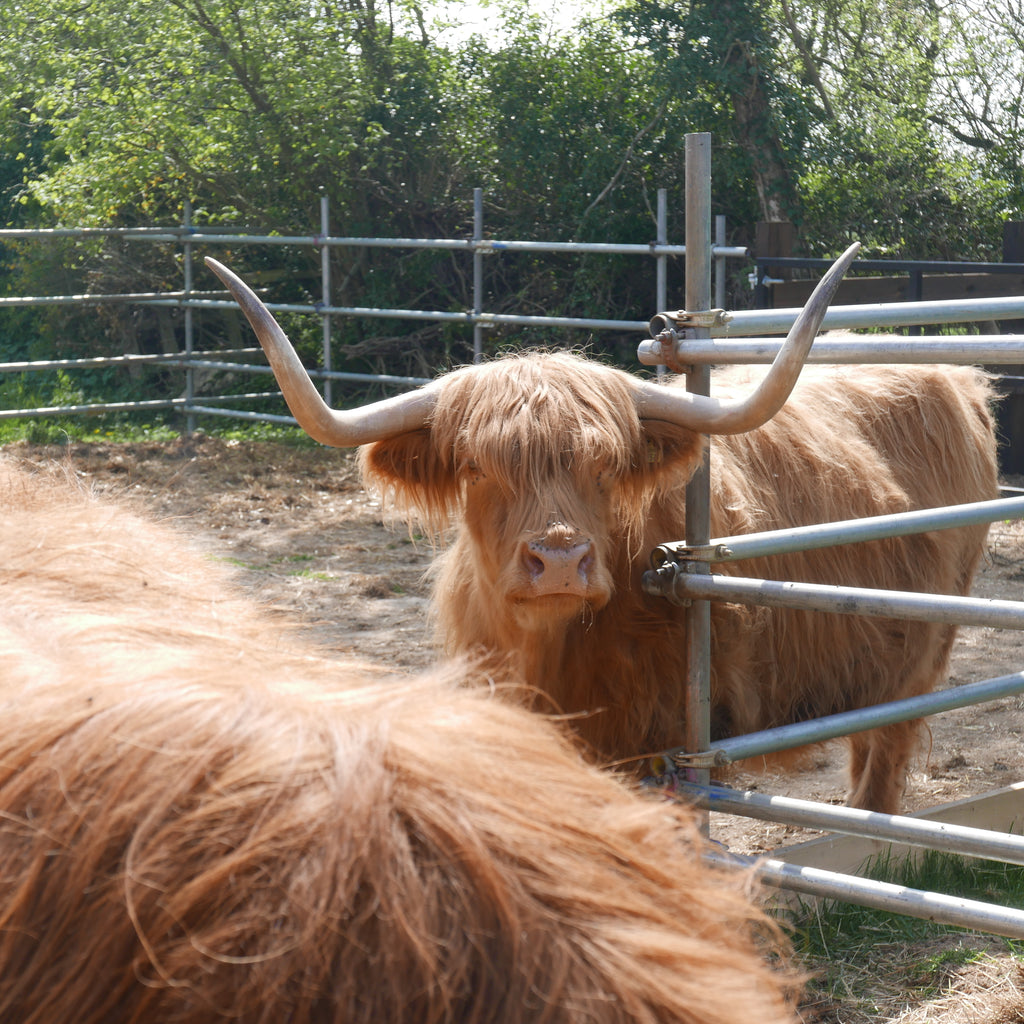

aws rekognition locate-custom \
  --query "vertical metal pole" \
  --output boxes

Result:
[908,269,923,337]
[656,189,668,378]
[714,214,727,310]
[183,200,196,435]
[320,194,333,406]
[473,188,484,363]
[683,134,713,829]
[754,258,769,309]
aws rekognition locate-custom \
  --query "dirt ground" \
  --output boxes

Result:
[8,433,1024,1023]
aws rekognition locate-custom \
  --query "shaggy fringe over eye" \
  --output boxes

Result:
[434,352,647,485]
[360,351,706,556]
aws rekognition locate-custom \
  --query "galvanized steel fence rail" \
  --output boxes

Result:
[0,189,745,430]
[646,133,1024,939]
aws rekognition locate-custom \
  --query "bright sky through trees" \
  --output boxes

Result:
[429,0,609,45]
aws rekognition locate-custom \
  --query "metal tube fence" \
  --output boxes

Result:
[752,254,1024,315]
[640,335,1024,365]
[685,783,1024,866]
[721,295,1024,334]
[638,296,1024,369]
[663,671,1024,769]
[696,779,1024,937]
[0,188,734,424]
[681,133,714,824]
[473,188,485,363]
[656,132,1024,936]
[711,849,1024,940]
[0,393,283,420]
[651,495,1024,566]
[183,199,196,432]
[0,349,261,373]
[8,194,1024,426]
[319,194,333,407]
[642,495,1024,769]
[656,572,1024,631]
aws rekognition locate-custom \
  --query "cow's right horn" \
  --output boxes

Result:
[205,258,439,447]
[633,241,860,434]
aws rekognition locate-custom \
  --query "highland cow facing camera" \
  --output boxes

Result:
[208,249,999,814]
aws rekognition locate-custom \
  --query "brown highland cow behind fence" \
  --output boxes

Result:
[0,460,800,1024]
[362,359,999,814]
[203,255,1000,816]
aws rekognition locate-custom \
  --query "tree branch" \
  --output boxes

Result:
[778,0,835,119]
[578,94,669,227]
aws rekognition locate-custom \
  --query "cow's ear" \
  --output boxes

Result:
[359,430,459,530]
[636,418,705,482]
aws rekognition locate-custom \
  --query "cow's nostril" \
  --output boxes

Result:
[578,549,595,578]
[525,553,546,580]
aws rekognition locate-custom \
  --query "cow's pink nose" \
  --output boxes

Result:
[523,537,595,595]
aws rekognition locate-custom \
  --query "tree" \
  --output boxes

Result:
[616,0,808,224]
[1,0,1021,388]
[0,0,485,372]
[0,1,695,372]
[928,0,1024,202]
[768,0,1015,257]
[614,0,1017,258]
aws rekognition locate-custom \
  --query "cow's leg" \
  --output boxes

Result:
[845,720,922,814]
[845,619,957,813]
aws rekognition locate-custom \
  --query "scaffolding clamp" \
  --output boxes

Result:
[643,747,732,782]
[644,543,734,607]
[670,747,732,769]
[641,558,687,606]
[644,308,732,373]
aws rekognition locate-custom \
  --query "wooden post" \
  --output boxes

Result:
[1003,222,1024,263]
[998,222,1024,473]
[754,221,794,307]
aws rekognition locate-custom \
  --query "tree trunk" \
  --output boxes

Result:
[698,0,797,222]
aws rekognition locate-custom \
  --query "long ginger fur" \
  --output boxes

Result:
[0,458,801,1024]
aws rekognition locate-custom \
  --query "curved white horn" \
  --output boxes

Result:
[633,241,861,433]
[205,258,438,447]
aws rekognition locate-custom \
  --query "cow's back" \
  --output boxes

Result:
[705,364,998,742]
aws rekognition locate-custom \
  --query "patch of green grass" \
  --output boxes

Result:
[0,417,183,446]
[290,569,335,581]
[0,412,317,447]
[203,421,318,446]
[791,849,1024,954]
[787,849,1024,1016]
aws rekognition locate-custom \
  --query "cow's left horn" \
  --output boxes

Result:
[205,258,439,446]
[633,241,860,433]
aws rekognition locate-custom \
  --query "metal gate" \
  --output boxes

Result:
[642,133,1024,938]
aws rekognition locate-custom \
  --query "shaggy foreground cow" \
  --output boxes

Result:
[0,460,800,1024]
[207,251,1000,814]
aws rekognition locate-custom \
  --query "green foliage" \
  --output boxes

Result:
[772,0,1018,257]
[619,0,1020,259]
[618,0,818,228]
[0,0,1022,414]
